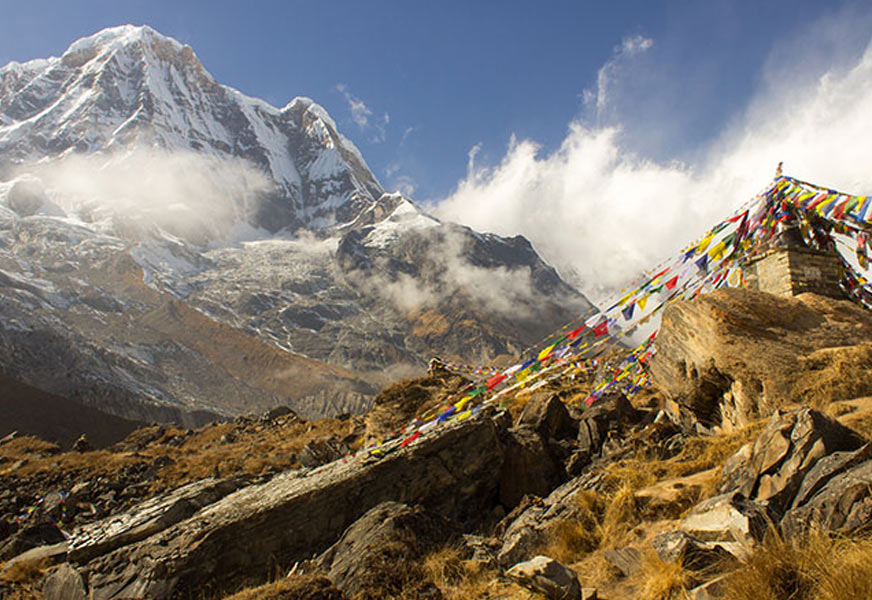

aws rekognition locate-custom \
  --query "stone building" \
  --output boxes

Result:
[741,219,845,298]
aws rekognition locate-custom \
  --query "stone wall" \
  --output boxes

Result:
[743,248,844,298]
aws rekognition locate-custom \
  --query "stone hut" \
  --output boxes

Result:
[741,216,845,298]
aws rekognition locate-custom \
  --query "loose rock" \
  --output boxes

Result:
[506,555,581,600]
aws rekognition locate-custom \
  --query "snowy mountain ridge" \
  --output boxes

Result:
[0,24,385,234]
[0,25,596,425]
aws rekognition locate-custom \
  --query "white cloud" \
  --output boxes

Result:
[583,35,654,124]
[336,83,372,128]
[336,83,389,143]
[14,149,273,244]
[393,175,417,197]
[385,162,416,196]
[436,26,872,303]
[622,35,654,55]
[400,126,415,146]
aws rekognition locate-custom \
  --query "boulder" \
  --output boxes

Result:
[67,477,242,563]
[0,521,66,561]
[602,547,642,578]
[499,426,565,508]
[41,563,87,600]
[72,434,92,453]
[576,391,640,457]
[781,454,872,536]
[300,437,346,468]
[679,493,769,546]
[718,409,865,514]
[650,288,872,430]
[517,394,577,440]
[2,541,69,572]
[497,477,590,566]
[76,413,506,599]
[652,530,740,570]
[788,443,872,509]
[506,555,581,600]
[316,501,455,598]
[687,573,730,600]
[634,469,715,520]
[460,534,500,569]
[364,372,469,442]
[261,405,300,422]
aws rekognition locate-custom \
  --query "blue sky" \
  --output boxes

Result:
[1,1,866,200]
[3,1,872,296]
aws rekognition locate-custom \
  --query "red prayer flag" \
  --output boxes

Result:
[593,321,608,337]
[649,267,670,281]
[567,325,586,339]
[486,373,507,390]
[400,432,420,448]
[727,210,749,223]
[665,275,679,290]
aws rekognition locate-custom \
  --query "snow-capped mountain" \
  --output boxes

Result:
[0,25,595,426]
[0,24,382,232]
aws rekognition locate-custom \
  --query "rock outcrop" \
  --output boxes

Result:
[40,412,506,599]
[316,501,456,599]
[717,408,865,514]
[673,407,872,555]
[651,289,872,430]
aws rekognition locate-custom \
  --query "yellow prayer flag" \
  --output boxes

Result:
[696,233,715,253]
[708,241,727,262]
[538,344,556,362]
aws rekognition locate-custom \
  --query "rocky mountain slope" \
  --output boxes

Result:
[0,25,594,427]
[2,287,872,600]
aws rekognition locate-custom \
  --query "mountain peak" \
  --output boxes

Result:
[60,24,199,70]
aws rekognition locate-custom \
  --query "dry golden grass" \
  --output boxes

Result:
[600,484,640,549]
[723,529,872,600]
[639,551,692,600]
[0,557,50,585]
[539,419,765,571]
[792,342,872,409]
[220,574,345,600]
[0,588,38,600]
[827,397,872,440]
[421,546,498,600]
[1,414,362,497]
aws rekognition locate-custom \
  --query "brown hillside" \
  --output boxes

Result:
[0,374,143,449]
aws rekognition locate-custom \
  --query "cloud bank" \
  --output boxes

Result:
[15,149,273,244]
[436,23,872,302]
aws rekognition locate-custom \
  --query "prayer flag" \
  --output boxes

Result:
[593,321,609,337]
[567,325,586,339]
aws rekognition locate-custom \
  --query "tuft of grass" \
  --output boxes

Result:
[639,551,692,600]
[723,529,872,600]
[541,490,605,563]
[1,558,50,585]
[220,574,345,600]
[421,546,497,600]
[600,484,640,548]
